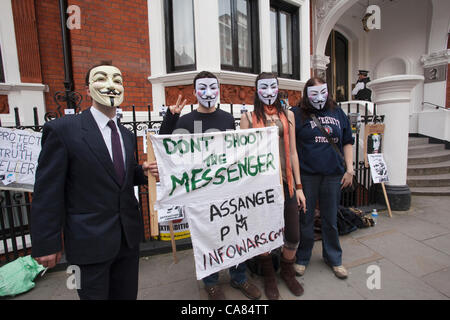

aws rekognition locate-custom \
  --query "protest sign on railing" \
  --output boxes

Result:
[0,128,42,192]
[150,127,285,279]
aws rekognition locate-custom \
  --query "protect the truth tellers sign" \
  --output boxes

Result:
[0,127,42,192]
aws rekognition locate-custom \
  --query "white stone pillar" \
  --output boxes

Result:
[311,54,330,80]
[368,75,424,210]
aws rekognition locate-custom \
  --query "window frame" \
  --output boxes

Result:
[0,46,5,83]
[220,0,260,74]
[270,0,300,80]
[164,0,197,74]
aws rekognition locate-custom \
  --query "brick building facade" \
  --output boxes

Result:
[0,0,311,243]
[1,0,448,250]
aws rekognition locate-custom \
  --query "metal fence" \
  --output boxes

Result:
[0,102,383,265]
[338,102,385,209]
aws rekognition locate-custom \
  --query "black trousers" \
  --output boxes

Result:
[75,229,140,300]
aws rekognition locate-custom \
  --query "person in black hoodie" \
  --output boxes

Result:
[292,77,354,280]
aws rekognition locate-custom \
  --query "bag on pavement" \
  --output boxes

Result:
[0,255,45,297]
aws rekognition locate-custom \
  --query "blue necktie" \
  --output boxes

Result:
[107,120,125,185]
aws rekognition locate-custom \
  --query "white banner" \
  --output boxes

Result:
[186,187,284,279]
[150,127,282,208]
[150,127,284,279]
[0,128,42,192]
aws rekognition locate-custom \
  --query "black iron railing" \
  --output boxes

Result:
[0,102,382,265]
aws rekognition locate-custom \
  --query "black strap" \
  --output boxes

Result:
[310,114,346,170]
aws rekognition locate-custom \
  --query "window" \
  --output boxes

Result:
[219,0,259,73]
[270,1,299,79]
[164,0,196,73]
[0,46,5,83]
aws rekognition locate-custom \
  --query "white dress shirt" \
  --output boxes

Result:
[90,106,126,165]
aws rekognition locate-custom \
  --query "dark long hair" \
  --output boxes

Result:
[253,72,283,124]
[299,77,336,119]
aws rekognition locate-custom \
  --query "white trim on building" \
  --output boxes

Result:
[147,0,310,111]
[0,0,47,126]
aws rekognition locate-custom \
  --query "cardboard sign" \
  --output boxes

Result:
[158,205,185,223]
[0,128,42,192]
[149,127,284,279]
[368,153,389,183]
[158,217,191,241]
[364,123,385,167]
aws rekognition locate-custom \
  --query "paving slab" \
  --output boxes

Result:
[138,277,201,300]
[410,196,445,210]
[9,271,68,300]
[340,236,383,269]
[288,256,365,300]
[345,259,447,300]
[423,234,450,256]
[422,268,450,298]
[384,214,450,241]
[359,231,450,277]
[411,207,450,232]
[138,250,196,290]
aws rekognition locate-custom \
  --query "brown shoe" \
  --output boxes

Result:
[257,255,279,300]
[280,256,304,296]
[205,285,225,300]
[294,264,306,277]
[230,280,261,300]
[332,265,348,279]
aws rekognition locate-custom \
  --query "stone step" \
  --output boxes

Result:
[408,150,450,165]
[408,160,450,176]
[408,143,445,156]
[407,174,450,187]
[408,137,429,147]
[410,186,450,196]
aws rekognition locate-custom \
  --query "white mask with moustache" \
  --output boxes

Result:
[195,78,219,108]
[307,83,328,110]
[88,65,124,107]
[257,78,279,106]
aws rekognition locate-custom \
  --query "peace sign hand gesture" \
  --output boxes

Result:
[168,94,187,115]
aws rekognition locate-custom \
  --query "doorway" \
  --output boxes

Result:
[325,30,349,102]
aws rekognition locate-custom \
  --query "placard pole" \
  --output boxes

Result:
[168,221,178,264]
[147,131,159,236]
[381,182,393,218]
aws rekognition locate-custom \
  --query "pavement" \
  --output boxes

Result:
[4,195,450,300]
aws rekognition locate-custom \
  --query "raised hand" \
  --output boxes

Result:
[168,94,187,115]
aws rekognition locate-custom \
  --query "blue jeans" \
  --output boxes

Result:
[202,263,247,287]
[296,174,343,267]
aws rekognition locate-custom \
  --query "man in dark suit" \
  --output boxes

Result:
[30,62,150,300]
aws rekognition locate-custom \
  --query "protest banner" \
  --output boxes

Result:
[0,128,42,192]
[150,126,285,279]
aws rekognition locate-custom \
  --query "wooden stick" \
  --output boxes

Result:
[147,131,159,236]
[168,221,178,264]
[381,182,393,218]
